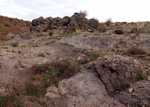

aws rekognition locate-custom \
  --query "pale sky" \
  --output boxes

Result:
[0,0,150,22]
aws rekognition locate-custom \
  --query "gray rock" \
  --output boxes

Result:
[7,33,14,37]
[46,68,109,107]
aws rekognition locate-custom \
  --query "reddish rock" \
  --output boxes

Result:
[95,55,142,94]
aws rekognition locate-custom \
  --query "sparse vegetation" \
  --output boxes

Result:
[105,19,112,27]
[39,53,45,57]
[79,10,88,17]
[97,25,107,33]
[116,84,130,92]
[32,98,45,106]
[124,46,146,55]
[0,92,24,107]
[136,69,144,80]
[4,23,10,27]
[24,83,46,97]
[0,16,30,38]
[0,24,4,29]
[46,52,50,55]
[111,47,115,51]
[1,12,150,107]
[0,36,6,40]
[31,59,80,86]
[10,42,19,47]
[89,49,100,61]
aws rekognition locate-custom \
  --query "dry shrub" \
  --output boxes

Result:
[35,74,44,81]
[114,29,124,34]
[89,49,100,61]
[0,92,24,107]
[105,19,112,27]
[32,63,50,74]
[10,42,19,47]
[97,24,107,33]
[24,83,46,97]
[124,46,146,55]
[31,59,80,86]
[79,10,88,17]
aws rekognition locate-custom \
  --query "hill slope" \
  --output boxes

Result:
[0,13,150,106]
[0,15,30,40]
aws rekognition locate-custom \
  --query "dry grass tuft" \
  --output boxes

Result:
[89,49,100,61]
[10,42,19,47]
[79,10,88,17]
[124,46,146,55]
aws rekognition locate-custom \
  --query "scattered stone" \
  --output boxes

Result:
[118,80,150,106]
[18,51,22,54]
[6,33,14,39]
[129,87,134,93]
[45,86,60,99]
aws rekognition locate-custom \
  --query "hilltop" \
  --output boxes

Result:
[0,13,150,107]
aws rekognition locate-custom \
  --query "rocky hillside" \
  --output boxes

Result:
[0,13,150,107]
[0,15,30,40]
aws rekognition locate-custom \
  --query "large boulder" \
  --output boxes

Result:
[31,17,47,26]
[52,17,62,27]
[88,18,100,29]
[62,16,71,26]
[95,55,142,94]
[45,69,109,107]
[30,17,49,32]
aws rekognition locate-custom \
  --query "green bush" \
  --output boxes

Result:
[89,49,100,61]
[0,93,24,107]
[136,69,144,80]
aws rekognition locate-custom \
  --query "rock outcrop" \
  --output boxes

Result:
[30,12,101,36]
[44,54,147,106]
[95,55,142,94]
[45,68,109,107]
